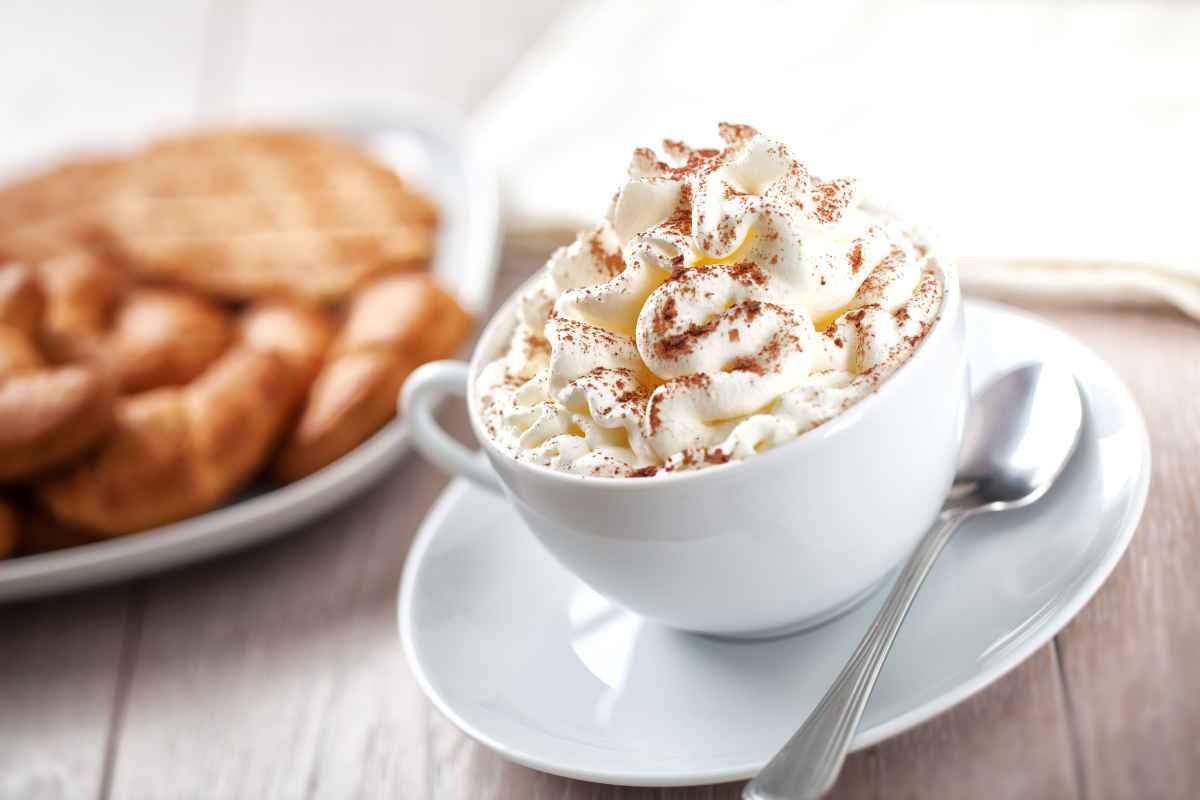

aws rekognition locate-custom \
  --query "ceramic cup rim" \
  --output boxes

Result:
[464,258,962,491]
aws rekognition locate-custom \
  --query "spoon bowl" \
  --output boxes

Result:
[954,363,1084,508]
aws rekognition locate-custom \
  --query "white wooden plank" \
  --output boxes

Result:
[0,590,131,800]
[1025,305,1200,800]
[105,464,450,799]
[832,647,1079,799]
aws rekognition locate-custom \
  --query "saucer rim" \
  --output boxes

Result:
[397,298,1152,787]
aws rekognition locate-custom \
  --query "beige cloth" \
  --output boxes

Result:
[959,258,1200,321]
[470,0,1200,321]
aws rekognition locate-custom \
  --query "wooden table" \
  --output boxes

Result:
[2,246,1197,799]
[1,3,1198,798]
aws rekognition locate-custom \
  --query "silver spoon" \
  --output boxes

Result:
[744,362,1084,800]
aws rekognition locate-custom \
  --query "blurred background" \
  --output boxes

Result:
[4,0,1198,270]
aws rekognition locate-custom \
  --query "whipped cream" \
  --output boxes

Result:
[477,124,947,477]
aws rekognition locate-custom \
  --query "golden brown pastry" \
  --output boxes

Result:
[0,261,44,336]
[0,264,116,481]
[91,130,438,302]
[34,302,330,536]
[34,251,122,361]
[236,300,333,391]
[35,252,233,393]
[0,362,116,482]
[0,159,117,234]
[0,327,41,375]
[0,210,102,265]
[0,129,454,548]
[108,288,232,394]
[0,159,118,263]
[97,226,434,303]
[272,273,472,482]
[99,131,438,222]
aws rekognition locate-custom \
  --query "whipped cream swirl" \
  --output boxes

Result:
[477,124,947,476]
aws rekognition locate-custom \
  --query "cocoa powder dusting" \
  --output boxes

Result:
[617,388,647,404]
[589,236,626,277]
[655,295,678,335]
[704,449,732,465]
[648,394,663,433]
[661,184,694,237]
[812,177,853,224]
[849,242,864,273]
[656,317,721,360]
[718,122,758,145]
[662,139,690,159]
[728,260,769,287]
[730,355,765,374]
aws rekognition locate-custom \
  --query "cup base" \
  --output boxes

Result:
[690,568,894,642]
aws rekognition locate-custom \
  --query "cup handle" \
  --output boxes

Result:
[401,360,503,493]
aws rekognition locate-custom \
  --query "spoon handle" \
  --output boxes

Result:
[744,509,974,800]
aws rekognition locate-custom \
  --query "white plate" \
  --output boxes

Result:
[397,299,1151,787]
[0,105,500,602]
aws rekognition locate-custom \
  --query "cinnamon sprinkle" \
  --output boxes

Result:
[589,235,626,277]
[811,177,853,224]
[728,260,769,287]
[730,355,765,374]
[849,242,864,273]
[660,184,694,237]
[718,122,758,145]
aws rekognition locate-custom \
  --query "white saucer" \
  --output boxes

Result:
[397,300,1150,787]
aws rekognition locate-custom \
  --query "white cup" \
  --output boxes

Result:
[402,271,967,637]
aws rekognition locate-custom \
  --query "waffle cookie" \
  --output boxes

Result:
[93,130,438,302]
